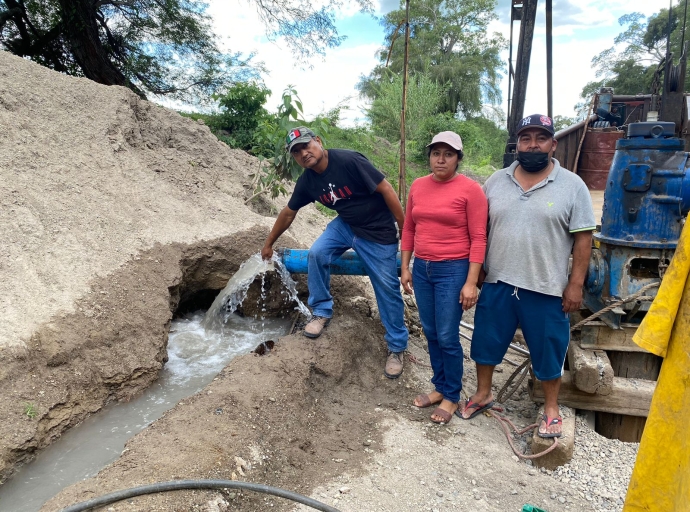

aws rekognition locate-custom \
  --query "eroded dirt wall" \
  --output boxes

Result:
[0,50,322,350]
[0,50,326,481]
[0,229,312,482]
[41,276,397,512]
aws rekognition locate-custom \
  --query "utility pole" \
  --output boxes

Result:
[398,0,411,205]
[546,0,553,119]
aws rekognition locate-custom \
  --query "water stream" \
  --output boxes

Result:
[0,254,309,512]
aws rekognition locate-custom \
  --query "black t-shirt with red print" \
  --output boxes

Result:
[287,149,397,244]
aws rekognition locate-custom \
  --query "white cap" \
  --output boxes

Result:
[426,131,463,152]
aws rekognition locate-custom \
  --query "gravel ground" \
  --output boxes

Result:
[287,309,642,512]
[546,415,639,511]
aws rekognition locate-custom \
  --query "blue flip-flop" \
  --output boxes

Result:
[456,398,494,420]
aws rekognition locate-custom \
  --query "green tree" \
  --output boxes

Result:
[0,0,364,100]
[359,0,505,118]
[213,82,271,150]
[553,115,577,132]
[580,3,690,100]
[415,113,506,170]
[367,72,447,142]
[248,87,330,200]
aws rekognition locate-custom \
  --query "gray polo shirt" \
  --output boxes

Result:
[482,158,596,297]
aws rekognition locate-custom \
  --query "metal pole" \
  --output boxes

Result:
[546,0,553,118]
[508,0,538,134]
[504,0,538,167]
[507,6,515,131]
[398,0,411,205]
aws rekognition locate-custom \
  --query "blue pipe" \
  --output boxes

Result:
[278,248,402,276]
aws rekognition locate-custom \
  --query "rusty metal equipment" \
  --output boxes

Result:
[578,129,625,190]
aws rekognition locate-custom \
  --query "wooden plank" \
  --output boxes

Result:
[567,343,613,395]
[608,351,662,380]
[528,372,655,417]
[579,321,648,353]
[596,412,647,442]
[594,347,661,442]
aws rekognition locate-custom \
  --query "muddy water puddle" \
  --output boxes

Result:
[0,312,292,512]
[0,254,308,511]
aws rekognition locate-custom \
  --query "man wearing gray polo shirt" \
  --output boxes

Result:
[459,114,595,438]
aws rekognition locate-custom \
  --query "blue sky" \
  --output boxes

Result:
[206,0,666,126]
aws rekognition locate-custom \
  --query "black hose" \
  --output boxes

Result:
[58,479,341,512]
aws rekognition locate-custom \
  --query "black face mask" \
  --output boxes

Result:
[517,151,550,173]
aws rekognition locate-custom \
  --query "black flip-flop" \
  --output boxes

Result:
[455,399,494,420]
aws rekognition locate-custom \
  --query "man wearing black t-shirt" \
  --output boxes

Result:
[261,127,409,378]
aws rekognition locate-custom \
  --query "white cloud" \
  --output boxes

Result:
[489,1,666,121]
[205,0,380,124]
[194,0,667,126]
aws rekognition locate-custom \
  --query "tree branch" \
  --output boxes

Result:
[0,6,21,31]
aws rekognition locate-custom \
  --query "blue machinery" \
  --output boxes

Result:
[585,122,690,328]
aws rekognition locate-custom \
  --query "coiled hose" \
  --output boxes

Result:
[58,479,341,512]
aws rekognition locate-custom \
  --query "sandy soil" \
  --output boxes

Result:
[2,50,597,512]
[0,50,324,480]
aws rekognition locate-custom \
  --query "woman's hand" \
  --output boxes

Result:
[460,283,478,311]
[401,268,413,294]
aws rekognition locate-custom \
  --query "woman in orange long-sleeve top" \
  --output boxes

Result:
[400,131,488,424]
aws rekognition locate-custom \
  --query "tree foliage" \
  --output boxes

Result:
[359,0,505,118]
[0,0,258,100]
[553,115,577,132]
[367,72,447,142]
[247,87,331,200]
[0,0,368,100]
[413,113,506,169]
[251,0,373,58]
[212,82,271,150]
[580,3,690,100]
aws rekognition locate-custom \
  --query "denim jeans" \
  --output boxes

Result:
[308,217,408,352]
[413,257,469,403]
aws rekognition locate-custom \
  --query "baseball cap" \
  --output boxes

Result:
[426,131,464,152]
[285,126,316,152]
[516,114,555,136]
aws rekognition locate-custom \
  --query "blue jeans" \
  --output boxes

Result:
[308,217,408,352]
[413,257,469,403]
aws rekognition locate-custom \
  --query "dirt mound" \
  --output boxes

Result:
[0,50,322,349]
[0,50,324,481]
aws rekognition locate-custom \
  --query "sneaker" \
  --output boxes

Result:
[304,316,331,338]
[384,351,404,379]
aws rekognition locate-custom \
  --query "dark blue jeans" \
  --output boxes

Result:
[413,257,469,403]
[308,217,408,353]
[471,281,570,381]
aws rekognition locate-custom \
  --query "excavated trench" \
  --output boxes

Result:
[0,265,303,511]
[0,229,308,494]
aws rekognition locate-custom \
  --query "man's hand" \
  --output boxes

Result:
[564,230,592,312]
[477,267,487,289]
[261,206,298,262]
[562,282,583,313]
[261,245,273,261]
